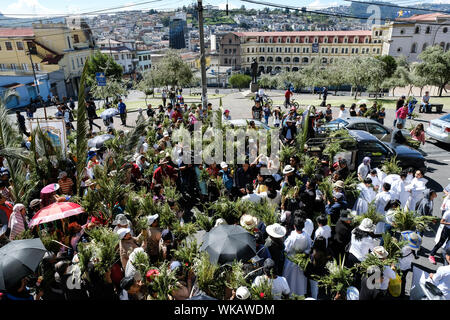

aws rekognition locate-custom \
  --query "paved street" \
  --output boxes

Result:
[13,89,450,290]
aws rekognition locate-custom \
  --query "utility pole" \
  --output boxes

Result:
[197,0,208,109]
[27,49,47,120]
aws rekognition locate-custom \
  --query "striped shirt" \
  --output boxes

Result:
[58,178,74,195]
[8,212,26,240]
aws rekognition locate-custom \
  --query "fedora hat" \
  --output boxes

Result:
[358,218,375,233]
[283,165,295,175]
[266,223,287,239]
[112,214,129,226]
[240,214,258,230]
[372,246,389,259]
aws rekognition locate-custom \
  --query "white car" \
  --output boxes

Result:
[426,114,450,144]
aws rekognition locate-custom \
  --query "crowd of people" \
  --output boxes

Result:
[1,87,449,302]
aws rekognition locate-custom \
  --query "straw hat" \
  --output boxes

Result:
[266,223,287,239]
[240,214,258,230]
[282,165,295,175]
[372,246,389,259]
[333,180,344,189]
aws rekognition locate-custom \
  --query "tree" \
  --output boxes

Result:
[302,61,326,94]
[376,55,397,78]
[322,60,346,95]
[90,79,127,106]
[276,71,305,91]
[382,66,409,96]
[153,50,194,88]
[137,68,163,104]
[415,45,450,97]
[258,74,272,89]
[364,57,388,98]
[228,74,251,91]
[85,51,123,86]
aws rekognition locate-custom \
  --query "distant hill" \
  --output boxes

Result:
[0,12,64,27]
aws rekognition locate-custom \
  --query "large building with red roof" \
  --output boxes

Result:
[372,13,450,62]
[219,30,383,74]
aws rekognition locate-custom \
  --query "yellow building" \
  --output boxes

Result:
[220,31,383,73]
[0,20,95,98]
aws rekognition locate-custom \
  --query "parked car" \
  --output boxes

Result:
[425,113,450,144]
[321,117,392,142]
[347,130,427,173]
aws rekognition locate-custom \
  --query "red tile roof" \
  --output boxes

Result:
[233,30,372,37]
[0,28,34,37]
[396,13,450,22]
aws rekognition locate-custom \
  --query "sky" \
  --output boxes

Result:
[0,0,448,17]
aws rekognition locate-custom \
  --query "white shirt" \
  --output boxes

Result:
[374,191,392,215]
[303,219,314,239]
[442,210,450,229]
[253,275,290,300]
[385,209,397,225]
[431,265,450,300]
[368,174,382,192]
[284,231,312,255]
[441,195,450,213]
[390,178,409,208]
[242,193,262,203]
[348,233,378,262]
[258,88,265,96]
[259,191,281,207]
[380,266,396,291]
[399,246,416,271]
[338,109,349,118]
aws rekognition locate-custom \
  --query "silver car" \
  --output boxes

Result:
[426,114,450,144]
[322,117,392,142]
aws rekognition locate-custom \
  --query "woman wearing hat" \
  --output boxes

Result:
[347,218,378,268]
[118,228,147,269]
[371,246,397,298]
[282,217,311,296]
[253,258,290,300]
[265,223,287,276]
[144,214,161,263]
[273,107,281,127]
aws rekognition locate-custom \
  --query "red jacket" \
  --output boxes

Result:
[396,107,408,119]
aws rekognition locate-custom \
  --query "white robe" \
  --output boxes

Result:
[405,177,428,211]
[282,231,311,296]
[353,183,376,215]
[368,175,382,193]
[390,178,409,209]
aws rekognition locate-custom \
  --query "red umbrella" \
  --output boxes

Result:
[28,202,85,228]
[41,183,60,195]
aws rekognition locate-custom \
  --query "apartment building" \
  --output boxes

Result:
[219,31,383,74]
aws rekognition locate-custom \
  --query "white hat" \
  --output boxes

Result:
[214,218,228,227]
[116,227,131,240]
[371,246,389,259]
[266,223,287,239]
[89,147,100,152]
[358,218,375,233]
[113,214,129,226]
[170,261,182,271]
[333,180,344,189]
[220,161,228,169]
[147,214,159,226]
[282,165,295,175]
[240,214,258,230]
[236,286,250,300]
[163,131,169,137]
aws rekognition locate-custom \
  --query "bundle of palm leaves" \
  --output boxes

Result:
[193,208,214,232]
[225,260,248,290]
[132,250,151,281]
[171,240,199,269]
[323,140,343,164]
[150,261,179,300]
[381,232,408,262]
[193,252,226,299]
[251,199,278,226]
[391,208,437,233]
[301,155,319,177]
[318,178,334,203]
[171,222,197,242]
[77,241,94,275]
[357,252,395,276]
[287,252,310,270]
[14,229,34,240]
[315,257,354,297]
[279,145,296,167]
[159,202,178,229]
[209,197,242,225]
[84,226,120,276]
[381,156,402,175]
[250,277,274,300]
[162,177,181,202]
[38,230,61,254]
[352,202,385,226]
[343,172,361,200]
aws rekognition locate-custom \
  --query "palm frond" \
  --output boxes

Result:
[76,62,89,196]
[123,113,147,154]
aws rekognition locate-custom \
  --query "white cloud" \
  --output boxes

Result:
[307,0,339,10]
[3,0,58,16]
[217,2,238,10]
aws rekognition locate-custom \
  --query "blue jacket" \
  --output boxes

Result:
[118,102,126,114]
[325,200,348,216]
[220,169,233,190]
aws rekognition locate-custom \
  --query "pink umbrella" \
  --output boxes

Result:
[29,202,85,228]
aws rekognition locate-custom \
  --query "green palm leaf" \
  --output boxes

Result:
[76,61,89,196]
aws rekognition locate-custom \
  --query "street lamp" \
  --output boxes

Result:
[26,48,47,120]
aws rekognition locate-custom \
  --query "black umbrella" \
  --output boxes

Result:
[87,134,115,149]
[0,238,47,290]
[200,225,256,265]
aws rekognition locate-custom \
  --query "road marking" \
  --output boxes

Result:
[444,160,450,162]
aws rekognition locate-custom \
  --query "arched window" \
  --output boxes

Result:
[443,27,448,34]
[334,37,338,43]
[267,57,273,62]
[286,37,291,43]
[411,43,417,53]
[354,37,359,43]
[284,57,291,63]
[277,37,281,43]
[275,57,282,62]
[259,56,265,62]
[400,29,405,35]
[415,26,420,34]
[305,37,309,43]
[314,37,318,43]
[375,31,378,36]
[344,37,348,43]
[295,37,299,43]
[324,37,328,43]
[330,58,334,64]
[259,66,265,73]
[293,57,300,63]
[322,58,327,64]
[422,43,428,51]
[426,26,431,34]
[266,66,272,73]
[292,67,299,72]
[274,66,282,72]
[302,57,309,63]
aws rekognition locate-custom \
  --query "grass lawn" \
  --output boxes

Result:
[270,96,450,110]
